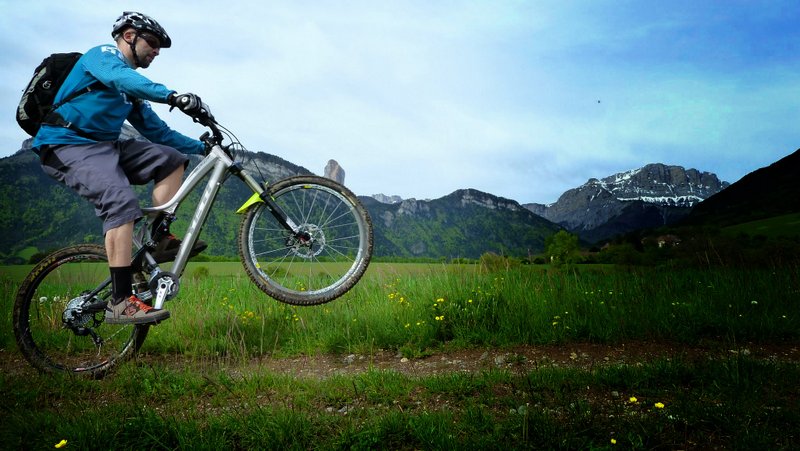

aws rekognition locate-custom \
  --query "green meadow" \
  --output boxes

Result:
[1,261,799,449]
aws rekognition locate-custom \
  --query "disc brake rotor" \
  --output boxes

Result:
[290,224,325,258]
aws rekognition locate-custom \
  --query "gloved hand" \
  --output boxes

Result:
[168,92,205,116]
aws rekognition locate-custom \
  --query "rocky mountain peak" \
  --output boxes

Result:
[590,163,729,206]
[324,159,345,184]
[371,194,403,204]
[525,163,729,243]
[452,189,521,212]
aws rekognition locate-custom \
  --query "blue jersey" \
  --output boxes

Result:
[33,44,204,155]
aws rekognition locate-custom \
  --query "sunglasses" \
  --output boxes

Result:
[138,33,161,49]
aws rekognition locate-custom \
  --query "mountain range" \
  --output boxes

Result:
[363,189,560,259]
[522,164,730,243]
[367,163,730,244]
[0,139,560,261]
[1,132,797,263]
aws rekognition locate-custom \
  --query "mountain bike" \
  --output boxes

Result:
[12,104,374,376]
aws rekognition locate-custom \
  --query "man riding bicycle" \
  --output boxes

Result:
[32,12,207,325]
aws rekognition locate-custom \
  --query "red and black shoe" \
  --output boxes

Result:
[105,295,170,325]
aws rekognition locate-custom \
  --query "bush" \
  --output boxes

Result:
[545,230,580,267]
[478,252,520,272]
[191,265,210,279]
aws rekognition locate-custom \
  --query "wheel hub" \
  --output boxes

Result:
[289,224,326,258]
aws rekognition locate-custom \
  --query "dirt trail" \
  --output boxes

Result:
[245,341,800,379]
[2,341,798,379]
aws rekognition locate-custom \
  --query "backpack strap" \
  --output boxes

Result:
[43,112,98,140]
[41,81,106,139]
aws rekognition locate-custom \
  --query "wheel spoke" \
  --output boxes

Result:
[239,176,373,305]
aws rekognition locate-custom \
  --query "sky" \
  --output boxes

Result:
[2,1,799,205]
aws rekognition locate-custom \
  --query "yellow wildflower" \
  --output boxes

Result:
[654,402,665,409]
[55,440,68,449]
[610,438,617,445]
[629,396,638,403]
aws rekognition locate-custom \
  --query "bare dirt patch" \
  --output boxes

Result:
[243,341,800,380]
[3,340,798,379]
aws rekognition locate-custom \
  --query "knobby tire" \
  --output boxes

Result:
[239,175,373,306]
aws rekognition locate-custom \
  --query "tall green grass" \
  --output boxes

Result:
[2,262,799,449]
[2,262,799,358]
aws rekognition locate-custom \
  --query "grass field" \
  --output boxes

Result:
[723,212,800,239]
[1,261,799,449]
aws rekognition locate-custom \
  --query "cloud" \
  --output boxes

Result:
[2,0,800,205]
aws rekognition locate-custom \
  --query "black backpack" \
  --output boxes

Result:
[16,52,103,137]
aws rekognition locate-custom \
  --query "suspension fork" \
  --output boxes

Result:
[232,165,311,241]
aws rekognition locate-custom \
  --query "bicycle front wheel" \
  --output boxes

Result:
[13,244,148,376]
[239,175,373,306]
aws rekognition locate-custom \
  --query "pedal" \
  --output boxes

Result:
[149,271,180,309]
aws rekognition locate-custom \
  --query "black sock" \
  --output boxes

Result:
[110,266,133,304]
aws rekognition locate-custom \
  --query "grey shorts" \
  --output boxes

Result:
[40,139,189,234]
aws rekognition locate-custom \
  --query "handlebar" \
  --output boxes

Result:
[171,99,237,157]
[184,104,224,150]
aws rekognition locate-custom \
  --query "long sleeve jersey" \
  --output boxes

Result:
[33,44,204,154]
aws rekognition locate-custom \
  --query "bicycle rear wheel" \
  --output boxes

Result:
[239,175,373,305]
[13,244,148,376]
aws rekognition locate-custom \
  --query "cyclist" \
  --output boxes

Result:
[32,12,207,325]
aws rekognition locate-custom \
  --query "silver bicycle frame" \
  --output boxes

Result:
[137,143,269,309]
